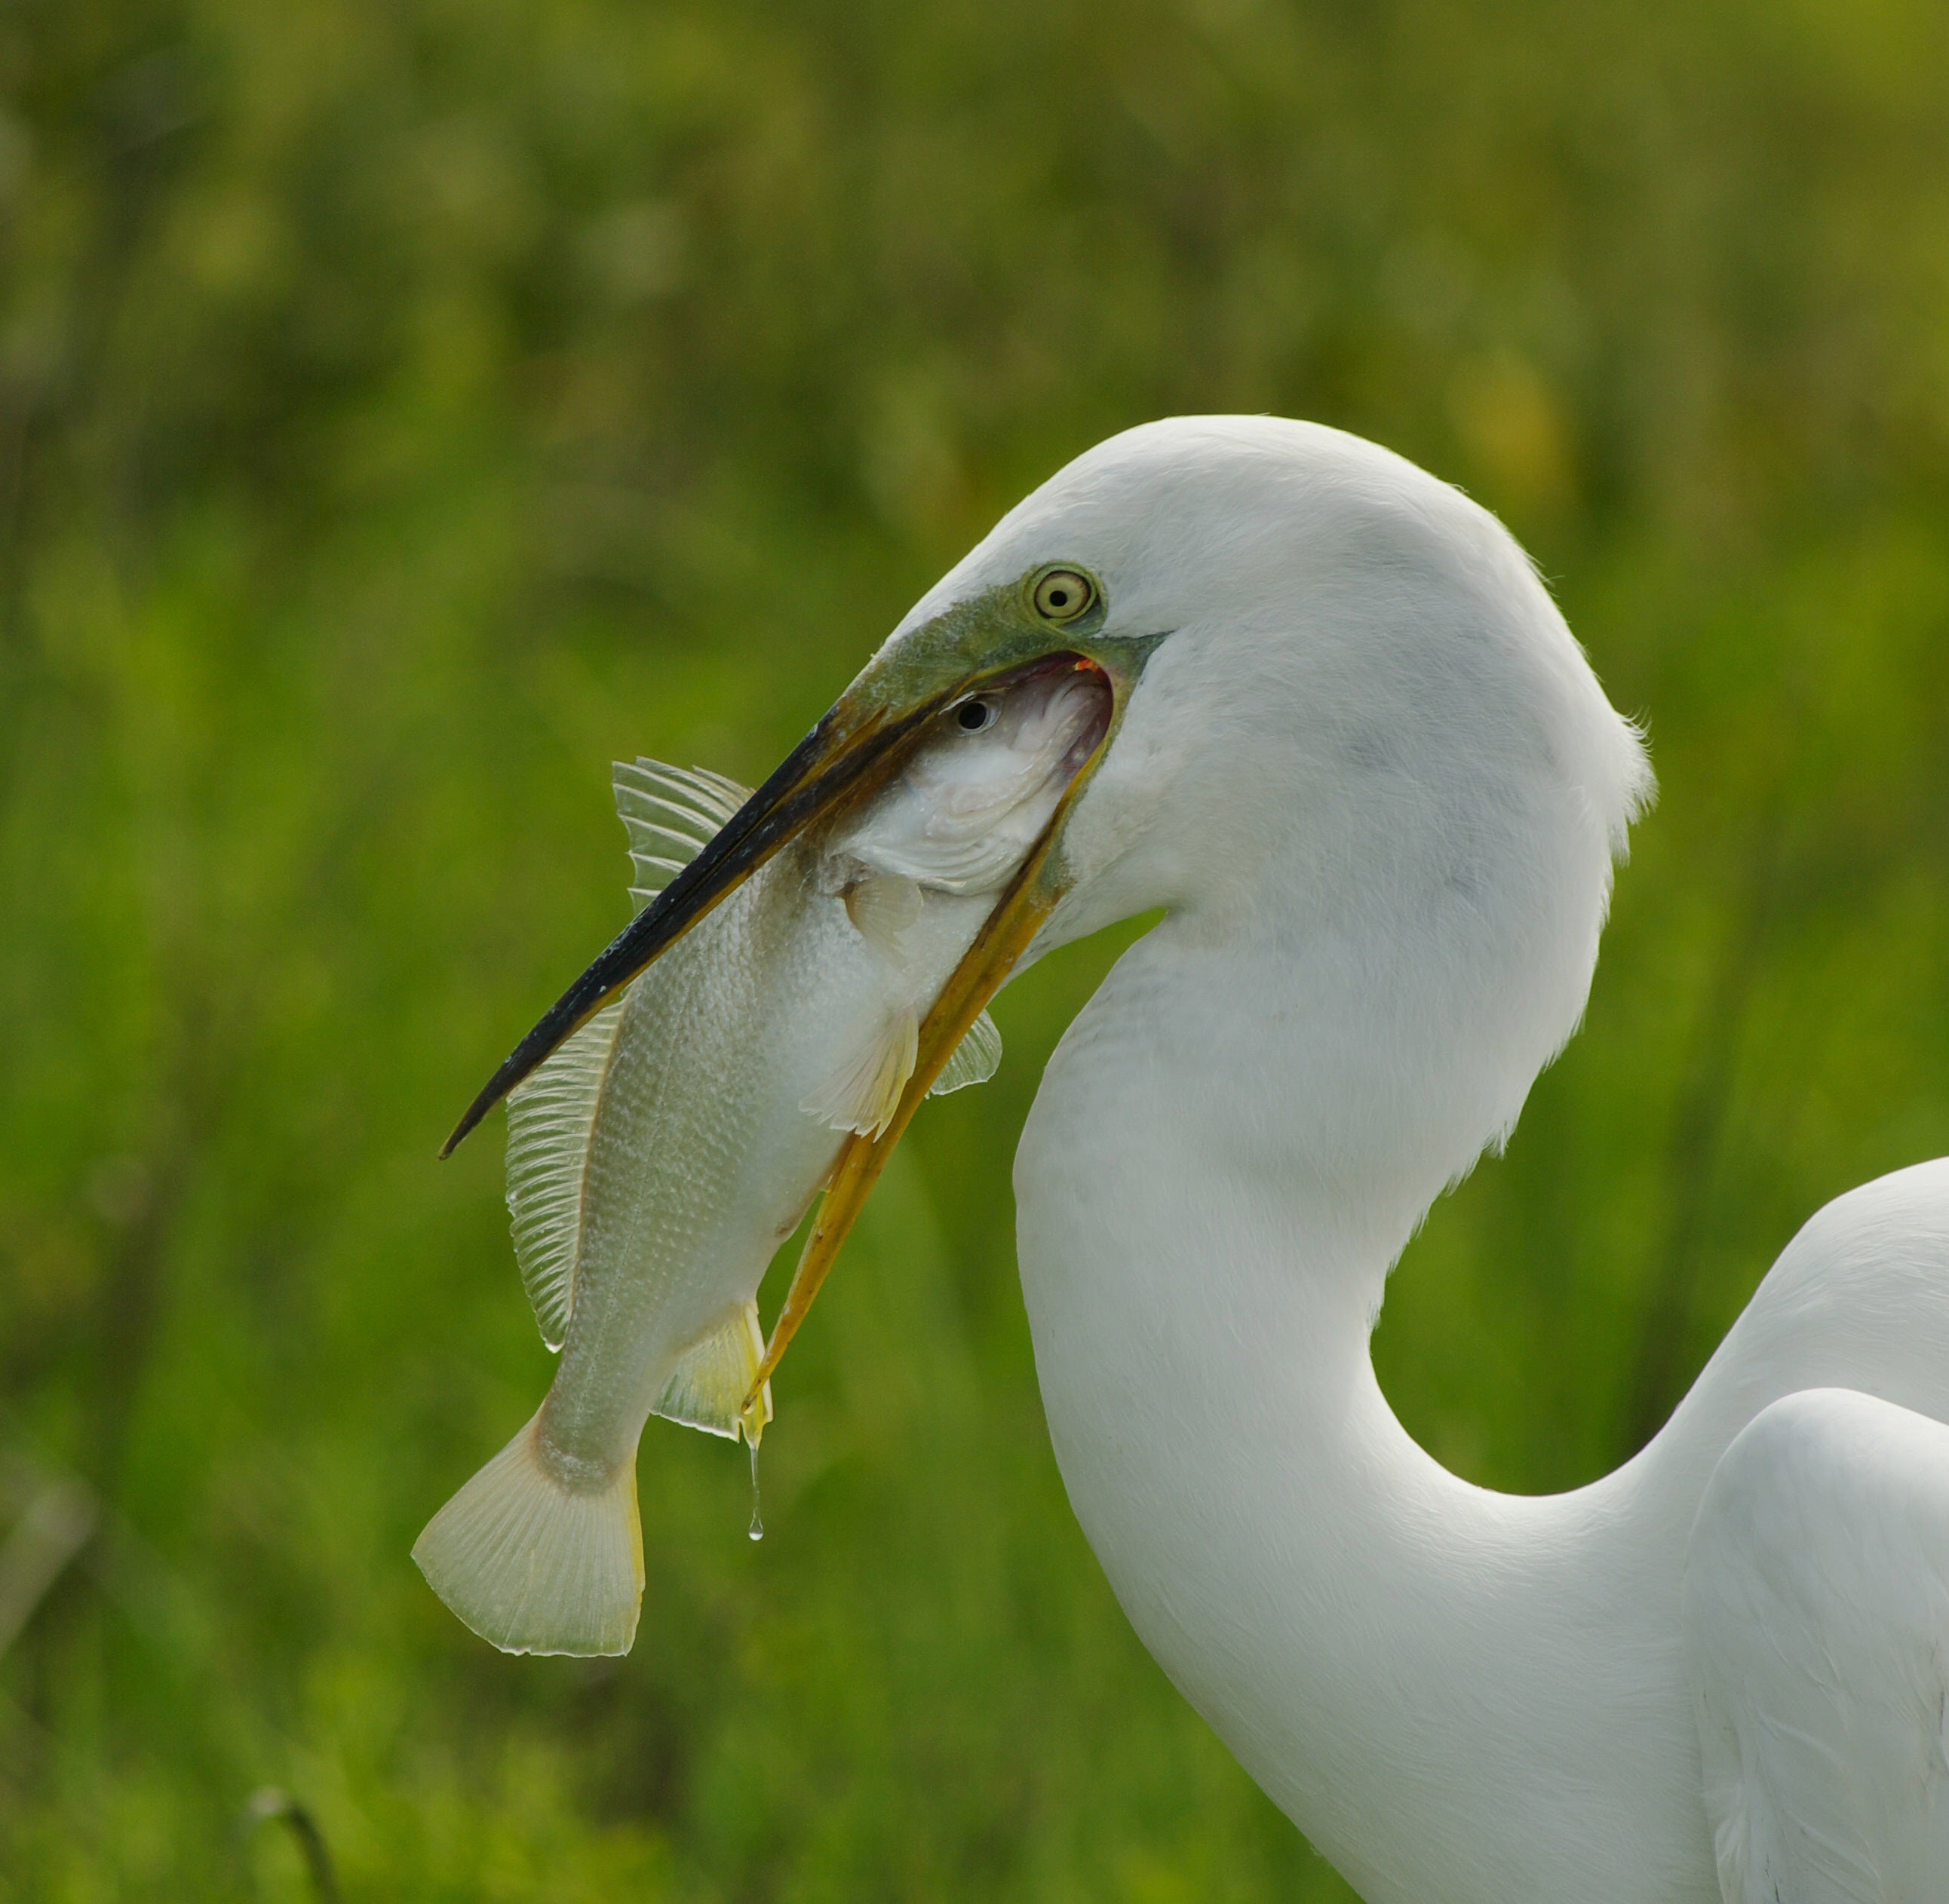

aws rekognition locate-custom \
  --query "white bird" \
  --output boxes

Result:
[450,417,1949,1904]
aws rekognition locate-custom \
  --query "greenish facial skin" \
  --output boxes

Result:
[843,565,1115,712]
[831,564,1166,891]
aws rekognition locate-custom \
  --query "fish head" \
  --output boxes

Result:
[829,651,1117,897]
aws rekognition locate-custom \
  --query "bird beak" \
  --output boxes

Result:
[441,587,1149,1161]
[440,679,958,1157]
[440,579,1156,1427]
[738,734,1091,1421]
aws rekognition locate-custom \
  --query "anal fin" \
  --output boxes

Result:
[653,1299,773,1445]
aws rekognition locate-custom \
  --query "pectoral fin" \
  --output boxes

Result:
[653,1299,774,1445]
[843,871,922,958]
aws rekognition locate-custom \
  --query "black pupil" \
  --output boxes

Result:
[957,701,991,731]
[1046,588,1070,609]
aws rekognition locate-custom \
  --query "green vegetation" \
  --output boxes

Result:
[3,0,1947,1896]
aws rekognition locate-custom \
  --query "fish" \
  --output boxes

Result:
[413,657,1113,1655]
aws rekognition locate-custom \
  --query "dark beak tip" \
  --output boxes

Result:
[437,702,902,1153]
[437,1101,485,1160]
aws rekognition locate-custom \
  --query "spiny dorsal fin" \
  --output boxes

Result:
[931,1009,1002,1096]
[612,759,750,913]
[505,999,625,1350]
[653,1298,773,1444]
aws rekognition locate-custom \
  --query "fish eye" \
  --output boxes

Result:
[1032,568,1094,622]
[955,698,997,734]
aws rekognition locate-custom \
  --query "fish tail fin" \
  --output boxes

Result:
[412,1412,643,1657]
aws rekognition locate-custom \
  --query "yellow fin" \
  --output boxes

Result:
[413,1410,643,1657]
[929,1007,1002,1096]
[802,1007,918,1138]
[653,1299,774,1445]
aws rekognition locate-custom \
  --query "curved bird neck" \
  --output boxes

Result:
[1014,915,1716,1904]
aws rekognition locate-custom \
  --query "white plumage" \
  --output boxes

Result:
[856,418,1949,1903]
[439,412,1949,1899]
[1689,1387,1949,1901]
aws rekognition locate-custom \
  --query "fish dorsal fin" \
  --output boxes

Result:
[503,756,746,1354]
[654,1298,773,1444]
[612,759,751,912]
[505,999,626,1350]
[931,1009,1002,1096]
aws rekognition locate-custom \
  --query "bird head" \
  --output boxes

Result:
[443,416,1652,1402]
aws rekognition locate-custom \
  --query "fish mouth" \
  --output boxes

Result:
[440,582,1159,1413]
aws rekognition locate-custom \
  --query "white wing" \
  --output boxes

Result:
[1684,1387,1949,1904]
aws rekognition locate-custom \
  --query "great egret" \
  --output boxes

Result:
[451,417,1949,1903]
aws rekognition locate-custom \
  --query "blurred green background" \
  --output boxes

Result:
[4,0,1948,1896]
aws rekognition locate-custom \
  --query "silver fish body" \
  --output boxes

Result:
[415,662,1110,1654]
[533,839,989,1468]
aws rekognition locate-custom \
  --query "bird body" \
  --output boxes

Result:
[434,415,1949,1900]
[980,419,1949,1902]
[1020,944,1949,1899]
[1689,1381,1949,1901]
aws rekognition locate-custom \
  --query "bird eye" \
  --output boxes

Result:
[956,698,996,734]
[1032,569,1094,622]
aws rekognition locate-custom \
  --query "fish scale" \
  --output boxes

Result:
[416,664,1112,1655]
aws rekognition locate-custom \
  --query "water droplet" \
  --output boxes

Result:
[747,1437,764,1542]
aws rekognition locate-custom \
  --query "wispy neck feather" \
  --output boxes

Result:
[1000,415,1675,1903]
[1013,911,1714,1904]
[1011,736,1693,1904]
